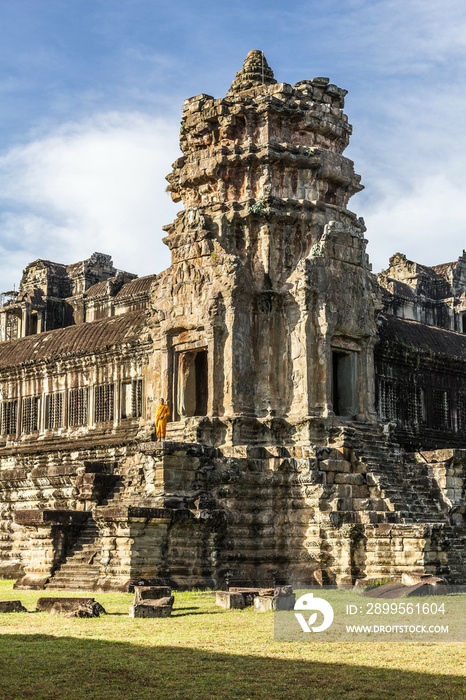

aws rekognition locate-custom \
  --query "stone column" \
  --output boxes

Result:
[21,307,29,338]
[94,505,172,590]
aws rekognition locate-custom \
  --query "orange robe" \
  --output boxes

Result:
[155,403,170,438]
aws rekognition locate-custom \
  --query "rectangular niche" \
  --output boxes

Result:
[121,379,144,419]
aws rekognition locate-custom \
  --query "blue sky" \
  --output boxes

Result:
[1,0,466,290]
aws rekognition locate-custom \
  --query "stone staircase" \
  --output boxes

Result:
[45,453,167,589]
[45,517,101,591]
[98,457,164,509]
[332,423,448,524]
[313,422,466,584]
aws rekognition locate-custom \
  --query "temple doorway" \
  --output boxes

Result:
[174,348,208,419]
[332,349,358,417]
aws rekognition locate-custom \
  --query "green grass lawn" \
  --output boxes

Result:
[0,580,464,700]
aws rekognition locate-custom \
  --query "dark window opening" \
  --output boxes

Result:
[30,312,38,335]
[462,315,466,334]
[332,350,357,417]
[195,351,208,416]
[324,181,338,205]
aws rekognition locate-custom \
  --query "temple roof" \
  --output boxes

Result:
[82,278,113,298]
[0,310,148,369]
[227,50,276,95]
[377,314,466,359]
[84,274,156,299]
[431,261,457,278]
[115,274,157,298]
[380,279,417,299]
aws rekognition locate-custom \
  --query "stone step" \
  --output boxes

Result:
[48,571,100,580]
[52,566,101,577]
[46,581,98,590]
[56,553,100,565]
[73,537,99,546]
[49,567,101,578]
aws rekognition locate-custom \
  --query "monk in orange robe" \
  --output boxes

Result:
[155,398,170,440]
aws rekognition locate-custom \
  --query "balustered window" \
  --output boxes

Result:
[21,396,40,433]
[0,399,18,435]
[94,384,114,423]
[457,392,466,433]
[45,392,64,430]
[420,387,427,423]
[378,379,397,421]
[432,389,450,429]
[69,388,89,427]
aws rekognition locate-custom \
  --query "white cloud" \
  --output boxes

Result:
[347,76,466,272]
[324,0,466,75]
[0,112,181,291]
[363,173,466,272]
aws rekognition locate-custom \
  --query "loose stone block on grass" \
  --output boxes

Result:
[254,594,296,612]
[228,587,260,607]
[216,591,246,609]
[129,596,174,618]
[254,586,296,612]
[0,600,27,613]
[36,597,95,613]
[36,597,106,616]
[134,586,171,604]
[63,602,105,618]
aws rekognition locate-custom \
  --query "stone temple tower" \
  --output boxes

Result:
[4,52,463,592]
[160,49,380,446]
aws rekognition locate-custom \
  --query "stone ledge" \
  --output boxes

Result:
[94,505,172,521]
[14,510,88,526]
[94,505,200,523]
[138,440,219,458]
[0,433,139,457]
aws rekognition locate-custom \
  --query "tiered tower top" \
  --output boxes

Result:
[227,50,276,94]
[164,51,366,286]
